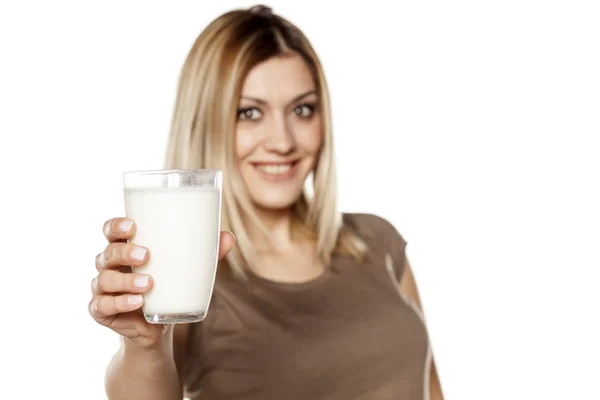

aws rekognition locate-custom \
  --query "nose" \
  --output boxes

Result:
[263,114,295,154]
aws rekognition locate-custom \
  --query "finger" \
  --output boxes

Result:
[92,270,153,295]
[90,293,144,321]
[218,231,235,260]
[103,217,136,243]
[96,242,149,271]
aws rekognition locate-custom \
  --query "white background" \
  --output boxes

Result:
[1,1,598,399]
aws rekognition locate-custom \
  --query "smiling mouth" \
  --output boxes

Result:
[251,160,300,180]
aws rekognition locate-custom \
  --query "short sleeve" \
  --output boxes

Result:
[386,220,408,282]
[343,213,408,281]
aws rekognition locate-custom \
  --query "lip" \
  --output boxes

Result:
[250,159,301,182]
[250,158,300,166]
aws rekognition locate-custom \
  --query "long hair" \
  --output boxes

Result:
[164,5,366,276]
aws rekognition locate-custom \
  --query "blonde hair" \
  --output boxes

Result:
[164,5,366,276]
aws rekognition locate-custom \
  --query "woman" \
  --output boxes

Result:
[90,5,444,400]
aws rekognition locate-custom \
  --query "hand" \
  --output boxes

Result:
[88,217,235,348]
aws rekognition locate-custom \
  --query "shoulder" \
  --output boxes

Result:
[342,212,408,280]
[342,212,407,247]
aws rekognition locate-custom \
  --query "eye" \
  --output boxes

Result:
[237,107,263,121]
[293,104,316,119]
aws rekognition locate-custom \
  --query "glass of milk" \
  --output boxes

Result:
[123,169,222,324]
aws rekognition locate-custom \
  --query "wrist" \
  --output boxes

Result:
[120,325,175,361]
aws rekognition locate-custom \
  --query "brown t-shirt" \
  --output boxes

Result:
[182,213,431,400]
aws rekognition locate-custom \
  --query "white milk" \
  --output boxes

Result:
[124,186,221,322]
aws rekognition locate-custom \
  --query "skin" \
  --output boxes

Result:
[91,219,234,400]
[235,54,326,283]
[93,53,443,399]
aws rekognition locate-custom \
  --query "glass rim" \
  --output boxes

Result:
[123,169,222,190]
[123,168,222,177]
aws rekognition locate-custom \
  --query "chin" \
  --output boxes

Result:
[249,188,305,211]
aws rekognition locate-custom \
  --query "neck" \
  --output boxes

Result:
[245,206,295,251]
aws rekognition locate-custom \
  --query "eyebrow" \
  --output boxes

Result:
[240,90,317,105]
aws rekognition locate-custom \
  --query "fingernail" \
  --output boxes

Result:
[119,219,133,232]
[134,275,150,288]
[103,221,111,237]
[128,295,143,305]
[96,253,106,269]
[92,299,99,312]
[131,246,147,261]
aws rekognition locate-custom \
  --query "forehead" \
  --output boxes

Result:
[241,54,315,100]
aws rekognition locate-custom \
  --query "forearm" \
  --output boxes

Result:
[105,329,182,400]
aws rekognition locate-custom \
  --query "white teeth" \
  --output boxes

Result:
[257,164,293,175]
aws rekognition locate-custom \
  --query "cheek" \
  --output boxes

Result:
[235,126,260,161]
[295,119,323,155]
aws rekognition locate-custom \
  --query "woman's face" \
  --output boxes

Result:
[235,53,322,211]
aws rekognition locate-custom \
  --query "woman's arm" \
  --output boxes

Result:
[398,256,444,400]
[105,324,191,400]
